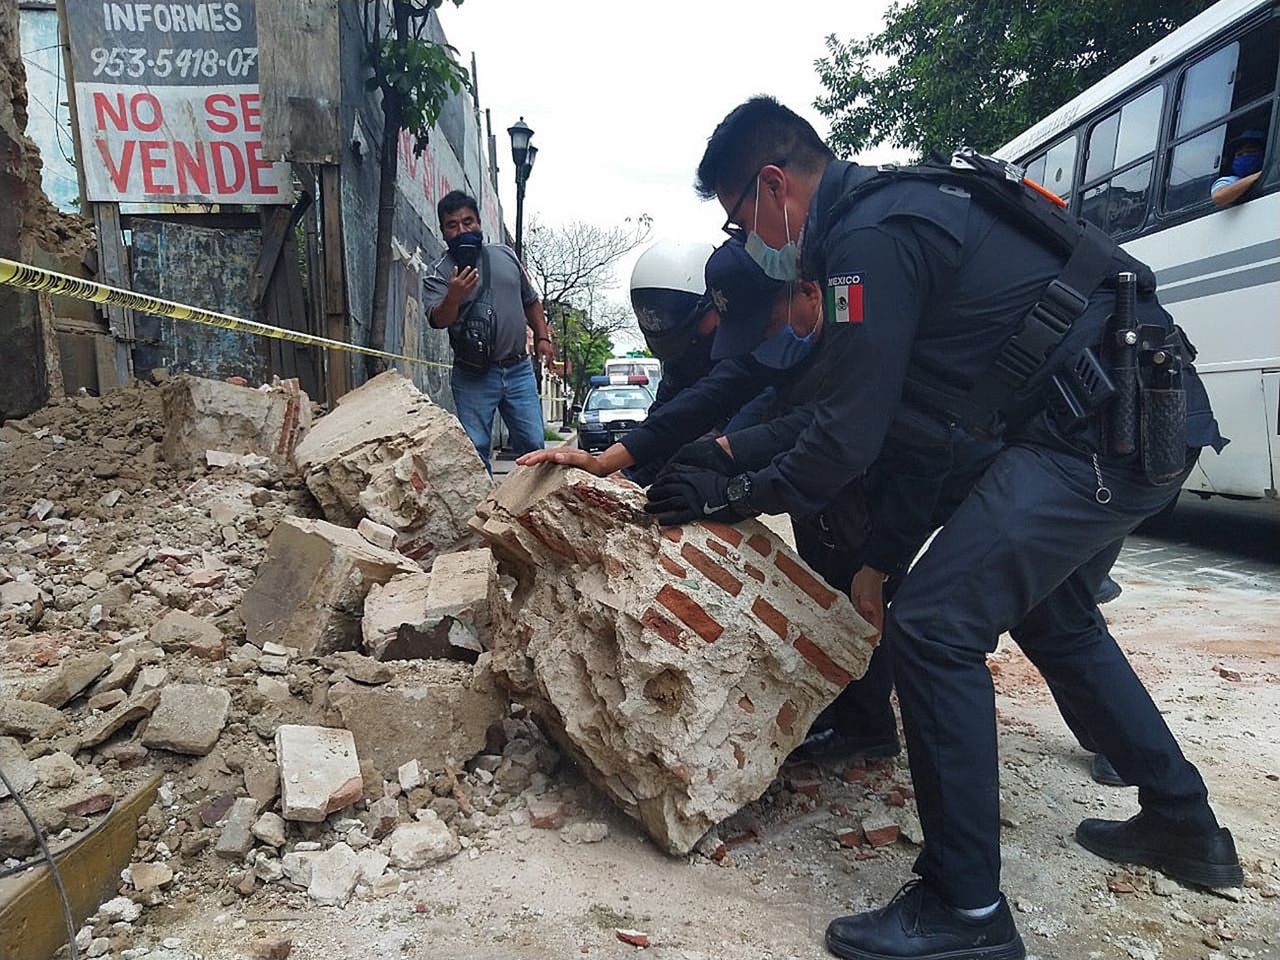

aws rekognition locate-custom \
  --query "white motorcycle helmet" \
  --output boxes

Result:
[630,240,715,361]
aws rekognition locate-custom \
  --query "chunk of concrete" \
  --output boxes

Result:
[141,685,230,756]
[357,518,397,551]
[26,652,111,708]
[471,466,876,855]
[326,664,504,779]
[148,610,224,656]
[275,725,363,823]
[292,371,491,565]
[81,690,160,747]
[0,581,40,606]
[88,650,140,697]
[0,737,38,799]
[306,841,361,907]
[387,813,459,869]
[214,797,260,860]
[32,751,82,789]
[0,698,67,739]
[160,374,311,468]
[252,811,287,848]
[241,516,417,656]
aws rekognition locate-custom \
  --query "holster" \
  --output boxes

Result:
[1140,387,1187,485]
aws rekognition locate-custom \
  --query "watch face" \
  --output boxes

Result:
[727,475,752,504]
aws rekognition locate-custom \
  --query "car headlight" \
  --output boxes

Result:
[579,411,600,424]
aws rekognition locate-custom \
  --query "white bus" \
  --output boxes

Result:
[996,0,1279,502]
[604,356,662,385]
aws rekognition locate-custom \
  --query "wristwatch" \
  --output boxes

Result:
[725,473,755,515]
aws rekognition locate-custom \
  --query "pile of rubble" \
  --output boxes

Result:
[0,368,880,956]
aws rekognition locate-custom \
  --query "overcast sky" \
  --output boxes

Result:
[441,1,902,347]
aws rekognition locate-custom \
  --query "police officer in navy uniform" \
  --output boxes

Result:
[643,97,1242,960]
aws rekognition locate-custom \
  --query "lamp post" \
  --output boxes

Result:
[506,117,536,260]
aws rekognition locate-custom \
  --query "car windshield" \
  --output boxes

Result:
[585,386,651,411]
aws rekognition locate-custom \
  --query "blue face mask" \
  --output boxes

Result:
[751,287,815,370]
[744,178,799,282]
[447,230,485,269]
[1231,153,1263,178]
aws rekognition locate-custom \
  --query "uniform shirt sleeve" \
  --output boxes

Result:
[621,356,772,467]
[746,223,934,517]
[726,405,814,471]
[421,256,452,318]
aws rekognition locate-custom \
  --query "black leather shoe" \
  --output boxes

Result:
[791,729,900,767]
[1090,753,1129,787]
[1075,813,1243,889]
[825,880,1026,960]
[1095,575,1123,605]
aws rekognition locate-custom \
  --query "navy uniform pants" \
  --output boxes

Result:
[886,424,1215,908]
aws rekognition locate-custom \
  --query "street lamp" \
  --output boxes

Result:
[507,117,536,260]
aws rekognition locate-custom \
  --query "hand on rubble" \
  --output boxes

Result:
[645,467,744,526]
[516,447,609,474]
[658,437,736,480]
[850,564,887,634]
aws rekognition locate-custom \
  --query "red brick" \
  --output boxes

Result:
[776,699,799,736]
[410,472,426,492]
[793,634,853,688]
[751,596,789,639]
[527,799,566,829]
[885,789,906,807]
[862,815,900,847]
[894,784,915,800]
[774,552,838,609]
[681,544,744,597]
[737,694,755,714]
[659,555,687,578]
[842,766,868,783]
[641,607,686,649]
[1107,877,1136,895]
[656,585,723,643]
[837,829,862,849]
[615,929,651,948]
[661,527,683,542]
[732,741,745,769]
[789,778,821,799]
[744,563,765,582]
[746,534,772,557]
[705,538,731,558]
[701,521,743,547]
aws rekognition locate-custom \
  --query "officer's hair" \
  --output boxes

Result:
[438,190,480,223]
[696,97,834,200]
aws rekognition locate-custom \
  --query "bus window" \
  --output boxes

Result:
[1082,86,1163,235]
[1023,136,1078,200]
[1163,22,1278,215]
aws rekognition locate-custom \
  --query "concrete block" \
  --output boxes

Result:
[275,725,363,823]
[160,374,310,467]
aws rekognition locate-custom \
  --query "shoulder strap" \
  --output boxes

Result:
[476,246,494,300]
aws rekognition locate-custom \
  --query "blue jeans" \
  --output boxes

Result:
[451,359,545,471]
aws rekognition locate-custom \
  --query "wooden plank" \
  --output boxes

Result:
[92,204,134,387]
[319,165,351,401]
[258,0,342,163]
[0,776,160,960]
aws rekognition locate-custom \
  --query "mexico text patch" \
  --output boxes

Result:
[825,273,863,324]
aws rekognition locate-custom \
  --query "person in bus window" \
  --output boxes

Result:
[1211,129,1266,207]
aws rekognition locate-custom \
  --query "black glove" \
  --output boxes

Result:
[658,438,736,479]
[645,467,751,527]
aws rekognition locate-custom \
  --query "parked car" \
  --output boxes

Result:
[577,375,654,452]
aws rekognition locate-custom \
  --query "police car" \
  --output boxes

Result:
[577,374,655,452]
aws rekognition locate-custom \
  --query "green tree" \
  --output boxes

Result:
[548,300,631,408]
[362,0,471,378]
[814,0,1215,159]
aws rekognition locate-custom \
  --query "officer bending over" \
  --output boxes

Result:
[649,97,1240,960]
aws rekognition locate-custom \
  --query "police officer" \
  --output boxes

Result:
[644,97,1241,960]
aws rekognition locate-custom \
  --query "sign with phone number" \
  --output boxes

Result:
[67,2,291,204]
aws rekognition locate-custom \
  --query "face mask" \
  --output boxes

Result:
[744,177,799,282]
[447,230,484,269]
[751,286,815,370]
[1231,153,1263,178]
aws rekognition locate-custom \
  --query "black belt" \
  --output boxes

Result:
[493,353,528,368]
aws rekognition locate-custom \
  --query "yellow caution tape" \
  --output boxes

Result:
[0,257,450,369]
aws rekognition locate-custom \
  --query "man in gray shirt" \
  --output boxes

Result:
[422,191,554,470]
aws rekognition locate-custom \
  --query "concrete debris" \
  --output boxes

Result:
[366,796,401,839]
[306,841,362,907]
[471,466,875,854]
[160,374,311,468]
[241,516,417,656]
[387,812,460,869]
[148,609,224,656]
[141,685,231,756]
[357,517,397,551]
[247,937,293,960]
[0,580,40,605]
[81,690,160,747]
[398,758,423,792]
[32,751,82,789]
[214,797,260,860]
[292,371,491,564]
[0,697,67,739]
[322,651,393,686]
[129,861,174,891]
[252,811,287,848]
[88,649,140,697]
[560,820,610,844]
[326,663,504,778]
[0,736,38,798]
[276,724,363,822]
[26,651,111,707]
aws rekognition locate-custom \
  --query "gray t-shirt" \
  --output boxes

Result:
[422,243,539,363]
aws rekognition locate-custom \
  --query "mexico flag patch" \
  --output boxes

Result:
[825,273,864,324]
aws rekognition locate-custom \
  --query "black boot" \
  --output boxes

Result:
[825,881,1026,960]
[790,728,900,767]
[1094,575,1122,604]
[1075,813,1243,889]
[1090,753,1129,787]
